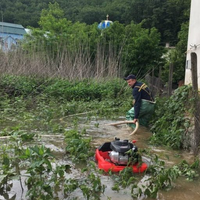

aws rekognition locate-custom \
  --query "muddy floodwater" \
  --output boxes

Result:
[1,117,200,200]
[87,118,200,200]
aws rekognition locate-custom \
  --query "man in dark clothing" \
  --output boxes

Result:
[124,74,155,128]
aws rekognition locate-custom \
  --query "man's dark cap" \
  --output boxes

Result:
[124,74,136,80]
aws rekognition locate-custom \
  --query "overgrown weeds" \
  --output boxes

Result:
[0,75,130,199]
[0,129,105,200]
[150,85,194,149]
[109,151,199,199]
[0,75,199,199]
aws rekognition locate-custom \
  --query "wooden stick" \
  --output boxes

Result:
[0,136,10,139]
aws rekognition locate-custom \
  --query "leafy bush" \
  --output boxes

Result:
[150,85,194,149]
[44,78,128,101]
[0,75,47,96]
[0,75,130,102]
[64,128,94,162]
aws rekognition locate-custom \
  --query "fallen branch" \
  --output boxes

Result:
[0,136,10,139]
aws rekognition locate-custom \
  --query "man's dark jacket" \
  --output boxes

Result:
[132,81,154,119]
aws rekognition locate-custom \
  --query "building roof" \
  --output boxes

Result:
[0,22,26,35]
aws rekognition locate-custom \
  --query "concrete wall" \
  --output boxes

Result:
[185,0,200,88]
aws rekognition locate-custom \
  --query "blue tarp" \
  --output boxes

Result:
[98,20,113,30]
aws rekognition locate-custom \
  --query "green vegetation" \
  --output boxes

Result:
[64,128,93,162]
[0,134,105,200]
[1,1,190,84]
[111,153,199,199]
[19,2,164,79]
[0,0,199,198]
[1,0,190,46]
[150,85,194,149]
[0,75,132,136]
[0,75,199,199]
[0,74,128,101]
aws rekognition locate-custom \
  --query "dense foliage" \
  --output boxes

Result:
[21,2,165,79]
[1,0,190,46]
[0,74,130,102]
[150,85,194,149]
[0,0,191,84]
[0,74,195,151]
[161,21,189,83]
[0,75,132,131]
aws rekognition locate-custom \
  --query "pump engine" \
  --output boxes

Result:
[109,138,138,165]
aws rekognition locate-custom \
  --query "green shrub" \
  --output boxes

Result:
[150,85,194,149]
[0,75,130,102]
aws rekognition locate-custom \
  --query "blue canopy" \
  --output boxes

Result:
[98,20,113,30]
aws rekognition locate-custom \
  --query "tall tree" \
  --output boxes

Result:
[121,22,165,77]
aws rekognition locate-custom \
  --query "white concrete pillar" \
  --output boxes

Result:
[185,0,200,88]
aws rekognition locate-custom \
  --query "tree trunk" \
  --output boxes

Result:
[168,63,173,97]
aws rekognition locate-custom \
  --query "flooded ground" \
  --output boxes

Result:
[0,117,200,200]
[84,117,200,200]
